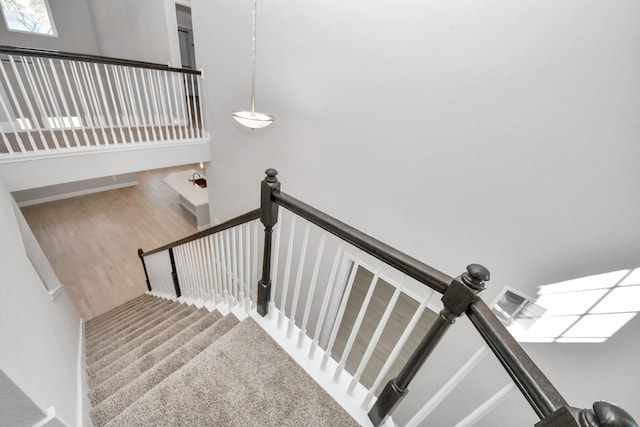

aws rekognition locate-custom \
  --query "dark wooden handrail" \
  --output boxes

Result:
[0,45,201,75]
[142,208,260,257]
[467,299,569,419]
[272,190,452,294]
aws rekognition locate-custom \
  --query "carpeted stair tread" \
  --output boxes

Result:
[104,318,358,427]
[86,298,172,345]
[88,309,222,402]
[87,301,186,358]
[86,297,173,347]
[90,314,239,426]
[86,299,170,346]
[86,295,163,337]
[88,304,198,375]
[86,294,148,330]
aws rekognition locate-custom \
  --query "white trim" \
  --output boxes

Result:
[48,284,65,300]
[16,181,138,207]
[32,407,57,427]
[76,319,84,427]
[0,138,210,164]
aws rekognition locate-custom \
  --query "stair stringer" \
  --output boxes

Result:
[250,306,395,427]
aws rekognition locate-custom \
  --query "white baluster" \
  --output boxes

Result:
[69,61,98,146]
[103,64,127,144]
[129,67,151,142]
[138,68,157,141]
[81,62,109,145]
[145,69,161,140]
[299,231,327,348]
[162,71,177,140]
[309,241,344,360]
[183,74,194,139]
[1,57,37,151]
[288,221,310,338]
[60,60,90,147]
[244,222,252,312]
[347,277,406,395]
[115,66,140,142]
[252,220,259,304]
[170,71,184,140]
[321,253,362,371]
[279,214,297,329]
[333,262,382,382]
[48,58,80,148]
[189,73,199,138]
[197,74,205,138]
[93,63,119,145]
[36,57,70,149]
[225,229,235,303]
[0,73,21,153]
[23,56,59,149]
[14,56,50,149]
[237,225,245,308]
[208,235,221,302]
[268,209,283,318]
[362,288,436,409]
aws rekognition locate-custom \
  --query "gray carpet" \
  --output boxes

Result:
[85,295,357,426]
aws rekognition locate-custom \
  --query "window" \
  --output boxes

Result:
[0,0,56,36]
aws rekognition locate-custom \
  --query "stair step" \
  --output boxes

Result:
[103,318,358,427]
[86,297,169,343]
[90,315,239,426]
[88,304,197,376]
[85,294,148,331]
[87,301,184,358]
[88,309,222,405]
[86,295,162,337]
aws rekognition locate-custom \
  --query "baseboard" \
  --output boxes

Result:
[76,319,83,427]
[16,181,137,207]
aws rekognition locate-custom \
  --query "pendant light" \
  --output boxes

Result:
[232,0,274,129]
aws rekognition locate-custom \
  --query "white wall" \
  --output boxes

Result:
[0,0,99,54]
[0,140,210,192]
[0,177,81,426]
[87,0,181,66]
[193,0,640,423]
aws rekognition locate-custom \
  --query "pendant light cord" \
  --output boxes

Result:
[251,0,257,112]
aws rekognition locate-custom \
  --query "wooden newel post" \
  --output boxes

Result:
[368,264,490,426]
[536,401,638,427]
[137,248,152,292]
[168,247,181,298]
[257,168,281,317]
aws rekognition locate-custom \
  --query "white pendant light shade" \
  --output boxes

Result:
[233,0,274,129]
[232,110,274,129]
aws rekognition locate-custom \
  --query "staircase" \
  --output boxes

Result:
[84,294,357,426]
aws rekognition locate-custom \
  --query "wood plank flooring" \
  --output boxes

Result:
[21,165,199,320]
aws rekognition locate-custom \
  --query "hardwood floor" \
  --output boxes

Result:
[21,165,200,320]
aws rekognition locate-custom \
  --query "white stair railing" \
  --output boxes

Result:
[140,210,263,316]
[0,46,206,158]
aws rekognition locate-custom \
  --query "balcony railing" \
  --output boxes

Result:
[0,46,205,158]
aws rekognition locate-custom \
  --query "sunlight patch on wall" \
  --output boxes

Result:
[492,268,640,343]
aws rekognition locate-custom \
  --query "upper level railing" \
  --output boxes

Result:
[0,46,205,158]
[138,169,637,427]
